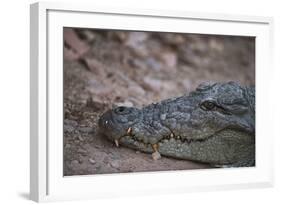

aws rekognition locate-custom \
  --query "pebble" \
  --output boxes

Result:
[79,127,93,133]
[64,119,78,127]
[160,51,178,67]
[78,135,84,141]
[135,151,141,154]
[143,77,177,93]
[88,158,96,164]
[125,32,149,57]
[81,30,96,42]
[145,57,162,71]
[152,152,161,160]
[143,77,163,92]
[65,144,71,149]
[110,161,120,168]
[128,85,145,96]
[77,148,88,155]
[71,160,79,166]
[64,125,75,133]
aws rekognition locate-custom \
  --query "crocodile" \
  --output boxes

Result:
[98,82,255,167]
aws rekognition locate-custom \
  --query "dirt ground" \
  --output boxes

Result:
[63,28,255,176]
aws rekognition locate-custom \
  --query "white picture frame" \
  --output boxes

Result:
[30,2,274,202]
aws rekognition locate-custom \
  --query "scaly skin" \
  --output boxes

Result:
[98,82,255,167]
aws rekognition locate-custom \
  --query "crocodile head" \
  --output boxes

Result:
[98,82,255,166]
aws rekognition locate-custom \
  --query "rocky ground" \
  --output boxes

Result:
[63,28,255,176]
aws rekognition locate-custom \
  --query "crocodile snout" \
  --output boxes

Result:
[98,106,142,144]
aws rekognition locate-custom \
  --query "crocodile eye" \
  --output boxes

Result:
[200,101,216,111]
[114,106,130,115]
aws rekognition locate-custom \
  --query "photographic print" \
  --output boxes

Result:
[63,28,255,176]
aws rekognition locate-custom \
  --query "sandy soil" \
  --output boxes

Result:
[63,28,255,176]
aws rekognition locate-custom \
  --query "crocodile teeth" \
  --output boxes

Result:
[127,127,132,135]
[152,144,158,152]
[114,139,119,147]
[151,144,161,160]
[170,133,174,138]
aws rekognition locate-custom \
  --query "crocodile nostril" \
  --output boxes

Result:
[117,106,125,112]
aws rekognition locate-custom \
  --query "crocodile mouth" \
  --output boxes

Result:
[111,127,253,162]
[108,126,209,160]
[112,126,206,147]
